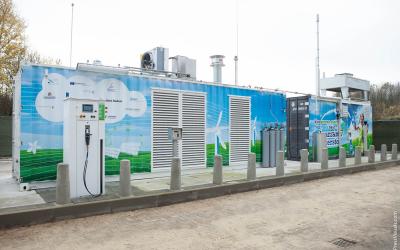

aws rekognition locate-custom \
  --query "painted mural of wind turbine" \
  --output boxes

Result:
[251,117,257,146]
[213,111,227,155]
[27,141,41,154]
[320,108,336,120]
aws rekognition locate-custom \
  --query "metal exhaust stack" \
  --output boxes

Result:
[210,55,225,83]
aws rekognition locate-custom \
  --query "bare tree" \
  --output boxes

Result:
[25,50,62,65]
[370,82,400,120]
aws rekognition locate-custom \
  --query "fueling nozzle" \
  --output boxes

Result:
[85,125,91,146]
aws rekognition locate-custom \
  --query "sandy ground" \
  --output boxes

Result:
[0,166,399,250]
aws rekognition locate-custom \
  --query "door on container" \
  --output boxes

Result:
[152,89,206,170]
[229,96,251,166]
[287,97,309,160]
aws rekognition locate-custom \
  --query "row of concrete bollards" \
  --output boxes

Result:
[55,143,399,205]
[245,143,399,180]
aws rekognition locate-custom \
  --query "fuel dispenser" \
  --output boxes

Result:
[63,98,106,198]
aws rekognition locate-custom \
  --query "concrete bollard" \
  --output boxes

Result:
[381,144,387,161]
[300,149,308,172]
[56,163,71,205]
[119,160,131,197]
[339,147,346,168]
[213,155,223,185]
[354,146,362,165]
[392,144,398,160]
[247,153,256,181]
[170,157,181,191]
[368,145,375,163]
[321,147,328,170]
[276,151,285,176]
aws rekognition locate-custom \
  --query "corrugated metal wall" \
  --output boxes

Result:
[0,116,12,157]
[286,97,309,160]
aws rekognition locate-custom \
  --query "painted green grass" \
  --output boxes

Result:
[352,134,373,148]
[20,149,63,182]
[329,146,339,156]
[343,133,373,155]
[206,140,263,167]
[207,143,229,167]
[20,149,150,182]
[307,134,373,161]
[368,134,373,146]
[251,140,262,162]
[105,151,150,175]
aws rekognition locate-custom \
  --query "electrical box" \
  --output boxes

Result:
[63,98,106,198]
[168,127,182,141]
[170,55,197,79]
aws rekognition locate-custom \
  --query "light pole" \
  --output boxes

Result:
[315,14,320,116]
[69,3,74,67]
[316,14,320,97]
[234,0,239,86]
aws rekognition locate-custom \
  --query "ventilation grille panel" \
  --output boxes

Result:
[182,93,206,168]
[152,89,206,169]
[229,96,251,164]
[152,90,179,169]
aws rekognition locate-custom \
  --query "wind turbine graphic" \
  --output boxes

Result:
[252,117,257,146]
[27,141,40,154]
[213,111,227,155]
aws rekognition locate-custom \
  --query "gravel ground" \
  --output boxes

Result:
[0,166,399,250]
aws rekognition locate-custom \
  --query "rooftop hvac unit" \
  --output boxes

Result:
[140,47,169,71]
[170,55,196,79]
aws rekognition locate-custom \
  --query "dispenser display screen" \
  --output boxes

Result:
[82,104,93,113]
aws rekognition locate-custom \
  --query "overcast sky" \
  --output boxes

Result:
[14,0,400,94]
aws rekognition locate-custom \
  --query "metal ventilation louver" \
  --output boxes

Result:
[181,92,206,168]
[229,96,251,165]
[152,90,179,169]
[152,89,206,169]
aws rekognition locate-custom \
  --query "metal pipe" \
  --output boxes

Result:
[210,55,225,83]
[234,56,238,85]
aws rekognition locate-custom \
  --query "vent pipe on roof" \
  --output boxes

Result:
[210,55,225,83]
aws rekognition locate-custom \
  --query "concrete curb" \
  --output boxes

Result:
[0,159,399,229]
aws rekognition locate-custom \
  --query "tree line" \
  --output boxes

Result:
[370,82,400,120]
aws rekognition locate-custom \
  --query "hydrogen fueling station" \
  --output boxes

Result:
[7,45,374,203]
[3,8,374,201]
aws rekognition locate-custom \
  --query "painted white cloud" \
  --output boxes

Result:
[35,72,67,122]
[97,78,129,123]
[126,90,147,117]
[67,75,97,99]
[35,74,147,123]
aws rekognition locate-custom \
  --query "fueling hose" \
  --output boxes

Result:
[83,127,101,198]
